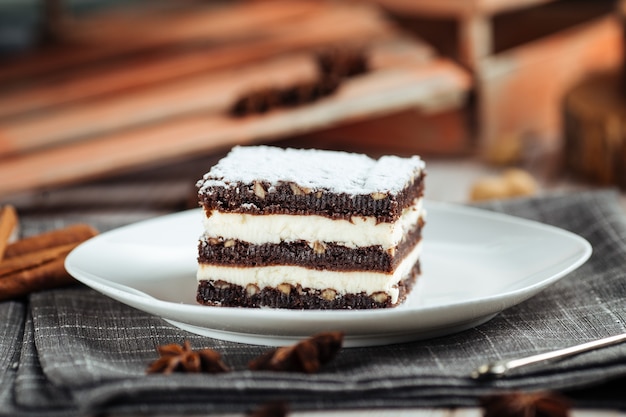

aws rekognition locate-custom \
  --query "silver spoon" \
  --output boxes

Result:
[471,332,626,380]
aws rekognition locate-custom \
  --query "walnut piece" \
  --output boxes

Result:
[312,240,327,254]
[370,192,387,200]
[320,288,337,301]
[246,283,260,296]
[470,168,537,202]
[277,283,293,295]
[289,183,311,196]
[253,181,266,199]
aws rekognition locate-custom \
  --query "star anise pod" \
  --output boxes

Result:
[146,340,230,374]
[248,332,343,373]
[247,401,289,417]
[231,88,280,116]
[316,48,368,78]
[480,391,570,417]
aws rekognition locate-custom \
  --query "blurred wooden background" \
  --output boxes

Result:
[0,0,624,201]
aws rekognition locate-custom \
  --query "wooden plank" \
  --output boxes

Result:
[0,1,334,84]
[0,58,469,197]
[476,14,622,162]
[358,0,615,71]
[0,36,433,157]
[0,2,391,118]
[355,0,559,18]
[53,1,325,48]
[0,54,320,155]
[297,106,470,156]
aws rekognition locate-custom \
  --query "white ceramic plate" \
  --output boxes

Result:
[65,202,592,347]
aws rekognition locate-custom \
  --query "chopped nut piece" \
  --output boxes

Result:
[370,192,386,200]
[253,181,266,199]
[289,183,310,196]
[246,283,260,296]
[224,239,236,248]
[320,288,337,301]
[371,292,389,304]
[480,391,570,417]
[147,341,230,374]
[207,237,221,245]
[248,332,343,373]
[213,280,231,290]
[277,283,293,295]
[312,240,327,254]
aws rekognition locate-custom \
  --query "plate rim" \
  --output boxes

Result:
[65,201,592,345]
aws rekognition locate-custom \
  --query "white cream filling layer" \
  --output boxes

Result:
[197,242,422,304]
[203,198,424,250]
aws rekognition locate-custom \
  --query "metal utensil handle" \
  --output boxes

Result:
[471,332,626,379]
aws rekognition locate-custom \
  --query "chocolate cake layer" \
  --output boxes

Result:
[197,146,426,223]
[195,145,426,310]
[196,262,420,309]
[198,217,424,272]
[198,174,425,223]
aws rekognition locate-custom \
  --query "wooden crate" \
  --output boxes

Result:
[356,0,567,68]
[296,105,471,157]
[358,0,623,162]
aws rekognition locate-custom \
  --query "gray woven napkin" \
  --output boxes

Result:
[2,189,626,416]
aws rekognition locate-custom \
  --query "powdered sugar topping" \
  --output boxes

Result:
[197,145,425,196]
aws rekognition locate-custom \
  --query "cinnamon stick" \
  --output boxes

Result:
[0,257,74,301]
[0,243,78,277]
[4,224,98,259]
[0,224,98,300]
[0,205,18,261]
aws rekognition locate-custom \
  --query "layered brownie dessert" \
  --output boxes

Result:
[196,145,426,309]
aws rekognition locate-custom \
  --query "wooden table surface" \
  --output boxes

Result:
[3,146,625,417]
[4,150,626,417]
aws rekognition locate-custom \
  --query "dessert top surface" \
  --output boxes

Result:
[198,146,425,195]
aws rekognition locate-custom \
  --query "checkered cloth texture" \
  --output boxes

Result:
[1,189,626,416]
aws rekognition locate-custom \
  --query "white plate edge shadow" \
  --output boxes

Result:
[65,201,592,347]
